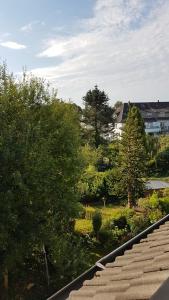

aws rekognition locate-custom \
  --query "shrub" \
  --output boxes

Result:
[113,215,128,229]
[156,148,169,175]
[98,229,112,244]
[162,188,169,197]
[105,208,134,230]
[147,209,163,224]
[128,214,150,236]
[92,211,102,238]
[98,226,128,251]
[159,197,169,214]
[138,192,160,210]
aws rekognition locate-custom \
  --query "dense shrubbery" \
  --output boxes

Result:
[75,192,169,258]
[147,136,169,176]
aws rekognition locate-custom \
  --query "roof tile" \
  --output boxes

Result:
[68,220,169,300]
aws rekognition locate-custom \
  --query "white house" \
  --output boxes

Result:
[115,101,169,137]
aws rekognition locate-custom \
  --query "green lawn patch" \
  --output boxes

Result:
[75,219,92,234]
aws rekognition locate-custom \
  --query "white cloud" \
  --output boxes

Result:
[0,32,11,38]
[20,21,45,32]
[33,0,169,104]
[0,41,26,49]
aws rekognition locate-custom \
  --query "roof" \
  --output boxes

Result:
[47,214,169,300]
[146,180,169,190]
[68,220,169,300]
[116,102,169,123]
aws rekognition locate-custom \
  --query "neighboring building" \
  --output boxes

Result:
[115,101,169,137]
[145,180,169,197]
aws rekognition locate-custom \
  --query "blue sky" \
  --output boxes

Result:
[0,0,169,105]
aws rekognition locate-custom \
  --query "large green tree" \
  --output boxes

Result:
[0,64,86,299]
[82,85,114,148]
[119,106,147,208]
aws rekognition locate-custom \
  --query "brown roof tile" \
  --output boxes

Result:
[68,220,169,300]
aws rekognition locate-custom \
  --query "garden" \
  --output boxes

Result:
[74,189,169,261]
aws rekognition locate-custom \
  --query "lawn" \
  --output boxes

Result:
[75,205,125,234]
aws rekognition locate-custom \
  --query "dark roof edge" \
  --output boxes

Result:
[47,213,169,300]
[150,277,169,300]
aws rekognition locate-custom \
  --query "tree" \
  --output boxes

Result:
[0,64,85,299]
[92,211,102,239]
[114,101,123,110]
[146,135,160,160]
[82,85,114,148]
[119,106,147,208]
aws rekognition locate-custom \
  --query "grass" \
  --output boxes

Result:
[75,219,92,233]
[75,205,126,234]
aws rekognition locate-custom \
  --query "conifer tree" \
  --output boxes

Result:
[82,85,114,148]
[119,106,147,208]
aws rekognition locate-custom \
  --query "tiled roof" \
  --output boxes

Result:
[68,221,169,300]
[146,180,169,190]
[116,102,169,123]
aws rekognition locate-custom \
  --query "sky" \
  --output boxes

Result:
[0,0,169,106]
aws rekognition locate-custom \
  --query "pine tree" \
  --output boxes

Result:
[82,85,114,148]
[119,106,147,208]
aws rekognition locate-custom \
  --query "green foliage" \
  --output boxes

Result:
[159,135,169,151]
[81,144,102,167]
[78,165,105,199]
[113,215,128,229]
[138,192,160,210]
[146,135,160,160]
[148,136,169,176]
[104,168,125,198]
[49,234,92,289]
[128,214,150,235]
[156,148,169,175]
[148,209,163,224]
[159,197,169,214]
[85,207,96,220]
[119,106,147,207]
[92,211,102,237]
[82,85,114,148]
[98,229,112,245]
[75,219,92,234]
[0,64,83,298]
[162,188,169,197]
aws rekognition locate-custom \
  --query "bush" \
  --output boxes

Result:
[98,229,112,244]
[162,188,169,197]
[156,148,169,175]
[128,214,150,236]
[92,211,102,237]
[113,215,128,229]
[98,226,128,252]
[104,208,134,230]
[138,192,160,210]
[147,209,163,224]
[159,197,169,214]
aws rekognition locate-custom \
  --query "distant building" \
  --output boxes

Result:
[115,101,169,137]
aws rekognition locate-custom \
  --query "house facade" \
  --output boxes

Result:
[115,101,169,137]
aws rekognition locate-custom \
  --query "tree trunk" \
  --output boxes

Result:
[3,268,8,300]
[128,189,132,208]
